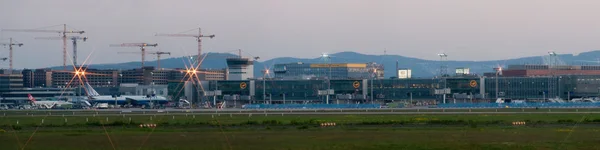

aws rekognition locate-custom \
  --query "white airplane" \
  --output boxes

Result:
[571,97,600,103]
[548,97,567,103]
[495,98,528,104]
[83,83,168,106]
[28,94,73,109]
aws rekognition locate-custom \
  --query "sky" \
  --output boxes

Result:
[2,0,600,69]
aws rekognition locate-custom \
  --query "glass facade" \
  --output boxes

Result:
[254,80,325,101]
[273,63,384,80]
[484,77,559,99]
[445,77,480,96]
[560,75,600,98]
[192,75,600,104]
[209,80,252,97]
[207,79,441,104]
[369,79,440,100]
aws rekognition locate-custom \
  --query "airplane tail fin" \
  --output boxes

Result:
[84,82,100,97]
[27,94,36,102]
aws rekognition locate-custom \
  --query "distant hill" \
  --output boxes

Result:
[49,52,238,70]
[48,51,600,78]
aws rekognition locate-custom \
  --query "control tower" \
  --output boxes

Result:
[226,51,254,80]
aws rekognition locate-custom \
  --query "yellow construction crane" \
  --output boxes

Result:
[110,43,158,68]
[156,28,214,66]
[0,38,24,74]
[35,36,87,67]
[2,24,84,70]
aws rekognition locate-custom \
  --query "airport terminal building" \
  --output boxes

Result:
[5,64,600,106]
[188,75,600,106]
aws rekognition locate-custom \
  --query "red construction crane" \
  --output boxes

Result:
[0,38,24,74]
[156,28,214,67]
[117,51,170,69]
[2,24,84,70]
[110,43,158,68]
[35,36,87,67]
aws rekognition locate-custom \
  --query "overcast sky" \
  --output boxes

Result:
[1,0,600,68]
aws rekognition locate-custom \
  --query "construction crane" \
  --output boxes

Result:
[117,51,171,69]
[155,28,214,67]
[151,51,171,69]
[2,24,84,70]
[110,43,158,68]
[0,38,23,74]
[35,36,87,67]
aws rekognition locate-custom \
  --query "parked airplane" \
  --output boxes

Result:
[548,97,567,103]
[28,94,73,109]
[571,97,600,103]
[495,98,528,104]
[83,83,169,106]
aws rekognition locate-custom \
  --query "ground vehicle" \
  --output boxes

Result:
[95,103,109,109]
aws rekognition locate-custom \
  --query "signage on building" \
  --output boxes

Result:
[469,80,477,88]
[456,68,470,75]
[240,82,247,89]
[398,69,412,79]
[204,90,222,96]
[318,89,335,95]
[353,81,360,89]
[434,88,451,95]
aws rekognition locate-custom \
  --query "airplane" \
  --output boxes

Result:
[83,83,169,106]
[28,94,73,109]
[571,97,600,103]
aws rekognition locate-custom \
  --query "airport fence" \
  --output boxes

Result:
[437,102,600,108]
[242,104,381,109]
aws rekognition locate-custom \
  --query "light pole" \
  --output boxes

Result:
[151,82,155,109]
[114,95,118,108]
[118,73,123,106]
[328,56,331,104]
[495,67,502,99]
[371,69,377,104]
[321,53,332,104]
[262,69,269,104]
[75,70,86,97]
[437,53,448,103]
[108,80,116,107]
[150,72,154,108]
[410,92,413,104]
[186,68,199,109]
[548,51,557,99]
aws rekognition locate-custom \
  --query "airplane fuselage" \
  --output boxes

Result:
[87,95,169,105]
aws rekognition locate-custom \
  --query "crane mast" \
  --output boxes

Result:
[150,51,171,69]
[117,51,170,69]
[35,36,87,67]
[110,43,158,68]
[2,24,84,70]
[156,28,214,67]
[0,38,24,74]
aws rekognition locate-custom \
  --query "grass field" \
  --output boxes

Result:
[0,112,599,150]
